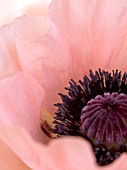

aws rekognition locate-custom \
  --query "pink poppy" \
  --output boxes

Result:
[0,0,127,169]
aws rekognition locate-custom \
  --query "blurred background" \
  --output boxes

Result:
[0,0,52,26]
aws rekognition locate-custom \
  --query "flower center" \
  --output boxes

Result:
[42,69,127,166]
[80,92,127,149]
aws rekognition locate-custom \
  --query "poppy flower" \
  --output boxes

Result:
[0,0,127,169]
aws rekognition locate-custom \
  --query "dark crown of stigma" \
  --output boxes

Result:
[53,69,127,166]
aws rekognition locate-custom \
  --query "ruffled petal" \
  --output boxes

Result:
[0,128,96,170]
[0,35,20,79]
[0,71,48,142]
[49,0,127,73]
[41,137,97,170]
[0,15,50,80]
[10,15,71,114]
[0,128,127,170]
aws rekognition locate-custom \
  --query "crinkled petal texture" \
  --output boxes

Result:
[0,71,48,143]
[49,0,127,75]
[1,0,127,115]
[0,14,72,115]
[0,128,126,170]
[0,1,127,168]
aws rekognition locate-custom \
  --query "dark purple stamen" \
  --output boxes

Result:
[51,69,127,166]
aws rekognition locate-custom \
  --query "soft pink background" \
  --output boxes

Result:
[0,0,52,26]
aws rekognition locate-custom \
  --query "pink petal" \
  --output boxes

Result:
[42,137,97,170]
[49,0,127,73]
[0,15,50,80]
[0,128,42,169]
[0,71,48,143]
[10,15,71,114]
[0,139,30,170]
[39,138,127,170]
[0,128,127,170]
[0,128,96,170]
[0,35,20,79]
